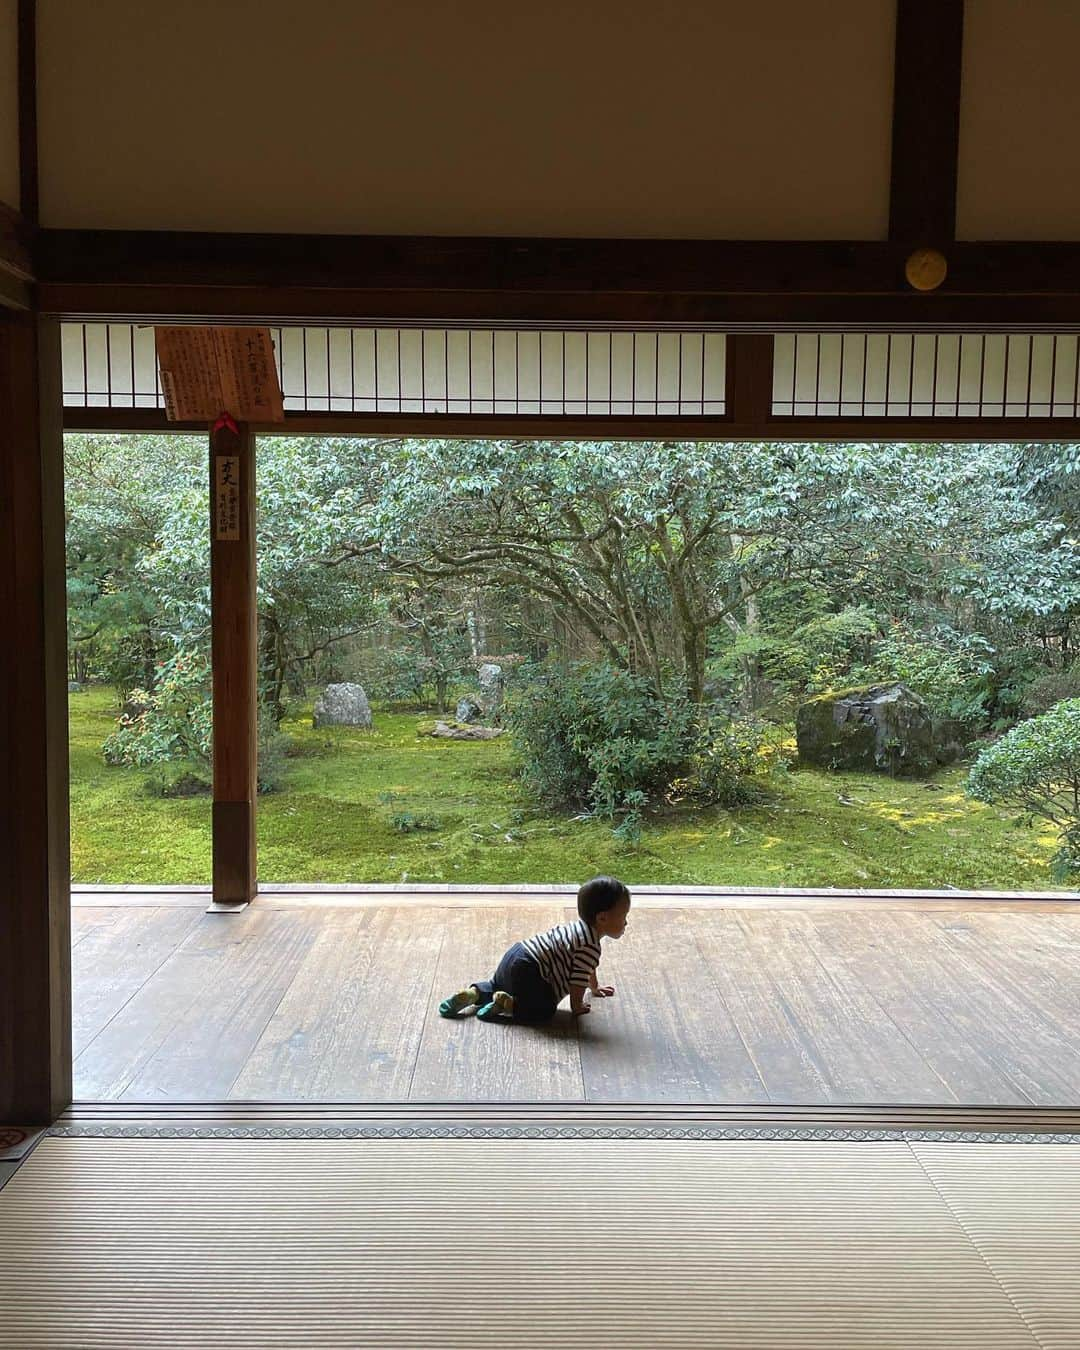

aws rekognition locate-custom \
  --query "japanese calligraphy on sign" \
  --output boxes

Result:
[215,455,241,541]
[155,326,285,423]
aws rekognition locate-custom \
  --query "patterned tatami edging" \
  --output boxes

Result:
[50,1122,1080,1144]
[54,1102,1080,1145]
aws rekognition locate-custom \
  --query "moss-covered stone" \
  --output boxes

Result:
[931,716,969,767]
[796,683,937,776]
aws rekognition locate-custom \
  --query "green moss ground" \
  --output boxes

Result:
[68,686,1068,889]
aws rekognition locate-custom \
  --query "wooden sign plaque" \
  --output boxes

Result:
[155,326,285,422]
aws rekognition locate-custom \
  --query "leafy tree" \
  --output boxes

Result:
[66,433,1080,742]
[351,437,1080,706]
[65,434,381,721]
[65,434,207,690]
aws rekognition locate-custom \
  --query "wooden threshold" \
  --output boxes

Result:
[57,1100,1080,1138]
[69,883,1080,913]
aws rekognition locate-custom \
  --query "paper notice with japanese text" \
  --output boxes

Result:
[155,326,285,423]
[214,455,241,540]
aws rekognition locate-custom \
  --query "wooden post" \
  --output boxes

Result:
[889,0,964,247]
[210,417,257,907]
[0,314,72,1123]
[729,333,775,428]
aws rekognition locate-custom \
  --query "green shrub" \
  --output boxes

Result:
[708,634,813,701]
[707,608,883,714]
[676,718,790,808]
[794,608,882,691]
[144,764,212,798]
[103,650,212,768]
[354,634,472,712]
[355,647,427,706]
[103,647,289,794]
[510,664,694,814]
[965,699,1080,879]
[389,811,443,834]
[510,663,784,838]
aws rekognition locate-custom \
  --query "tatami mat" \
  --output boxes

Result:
[912,1142,1080,1350]
[0,1136,1075,1348]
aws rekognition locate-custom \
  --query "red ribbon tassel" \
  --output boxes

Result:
[212,411,239,435]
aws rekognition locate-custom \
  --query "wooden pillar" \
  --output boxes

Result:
[210,418,257,906]
[889,0,964,247]
[0,314,72,1123]
[729,333,775,430]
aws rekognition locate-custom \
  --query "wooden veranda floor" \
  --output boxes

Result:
[71,891,1080,1106]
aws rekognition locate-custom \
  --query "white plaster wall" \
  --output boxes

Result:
[36,0,895,238]
[957,0,1080,240]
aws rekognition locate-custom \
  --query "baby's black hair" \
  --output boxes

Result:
[577,875,630,924]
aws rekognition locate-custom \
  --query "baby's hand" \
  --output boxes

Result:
[593,985,615,998]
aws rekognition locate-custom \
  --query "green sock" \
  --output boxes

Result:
[476,990,514,1022]
[439,985,479,1018]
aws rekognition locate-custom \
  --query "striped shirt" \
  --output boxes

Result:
[522,918,602,1000]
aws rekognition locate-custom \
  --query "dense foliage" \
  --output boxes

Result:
[966,699,1080,878]
[511,663,789,839]
[65,434,1080,867]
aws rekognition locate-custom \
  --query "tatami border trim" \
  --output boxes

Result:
[48,1122,1080,1144]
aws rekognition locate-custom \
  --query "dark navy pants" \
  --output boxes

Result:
[473,942,559,1024]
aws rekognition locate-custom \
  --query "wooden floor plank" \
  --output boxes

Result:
[70,906,123,950]
[945,910,1080,973]
[70,901,1080,1107]
[410,906,584,1103]
[578,908,768,1104]
[730,910,951,1104]
[802,911,1027,1105]
[72,907,206,1060]
[884,912,1080,1105]
[74,911,316,1101]
[121,910,321,1102]
[928,913,1080,1075]
[234,907,445,1102]
[692,909,833,1104]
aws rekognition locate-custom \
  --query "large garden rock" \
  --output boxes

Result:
[456,696,483,723]
[477,662,505,719]
[796,683,937,776]
[121,694,149,722]
[931,716,968,767]
[425,719,504,740]
[312,682,372,729]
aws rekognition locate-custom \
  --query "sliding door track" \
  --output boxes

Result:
[57,1101,1080,1143]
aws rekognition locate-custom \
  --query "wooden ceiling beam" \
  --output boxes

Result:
[33,232,1080,326]
[889,0,965,246]
[60,406,1080,445]
[35,282,1080,329]
[34,231,1080,297]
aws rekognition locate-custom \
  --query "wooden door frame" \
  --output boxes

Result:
[8,0,1080,1127]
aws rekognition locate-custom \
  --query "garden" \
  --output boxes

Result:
[65,433,1080,889]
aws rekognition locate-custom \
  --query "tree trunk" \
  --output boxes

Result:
[467,591,486,658]
[682,624,706,704]
[141,633,157,690]
[731,532,761,713]
[259,615,287,724]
